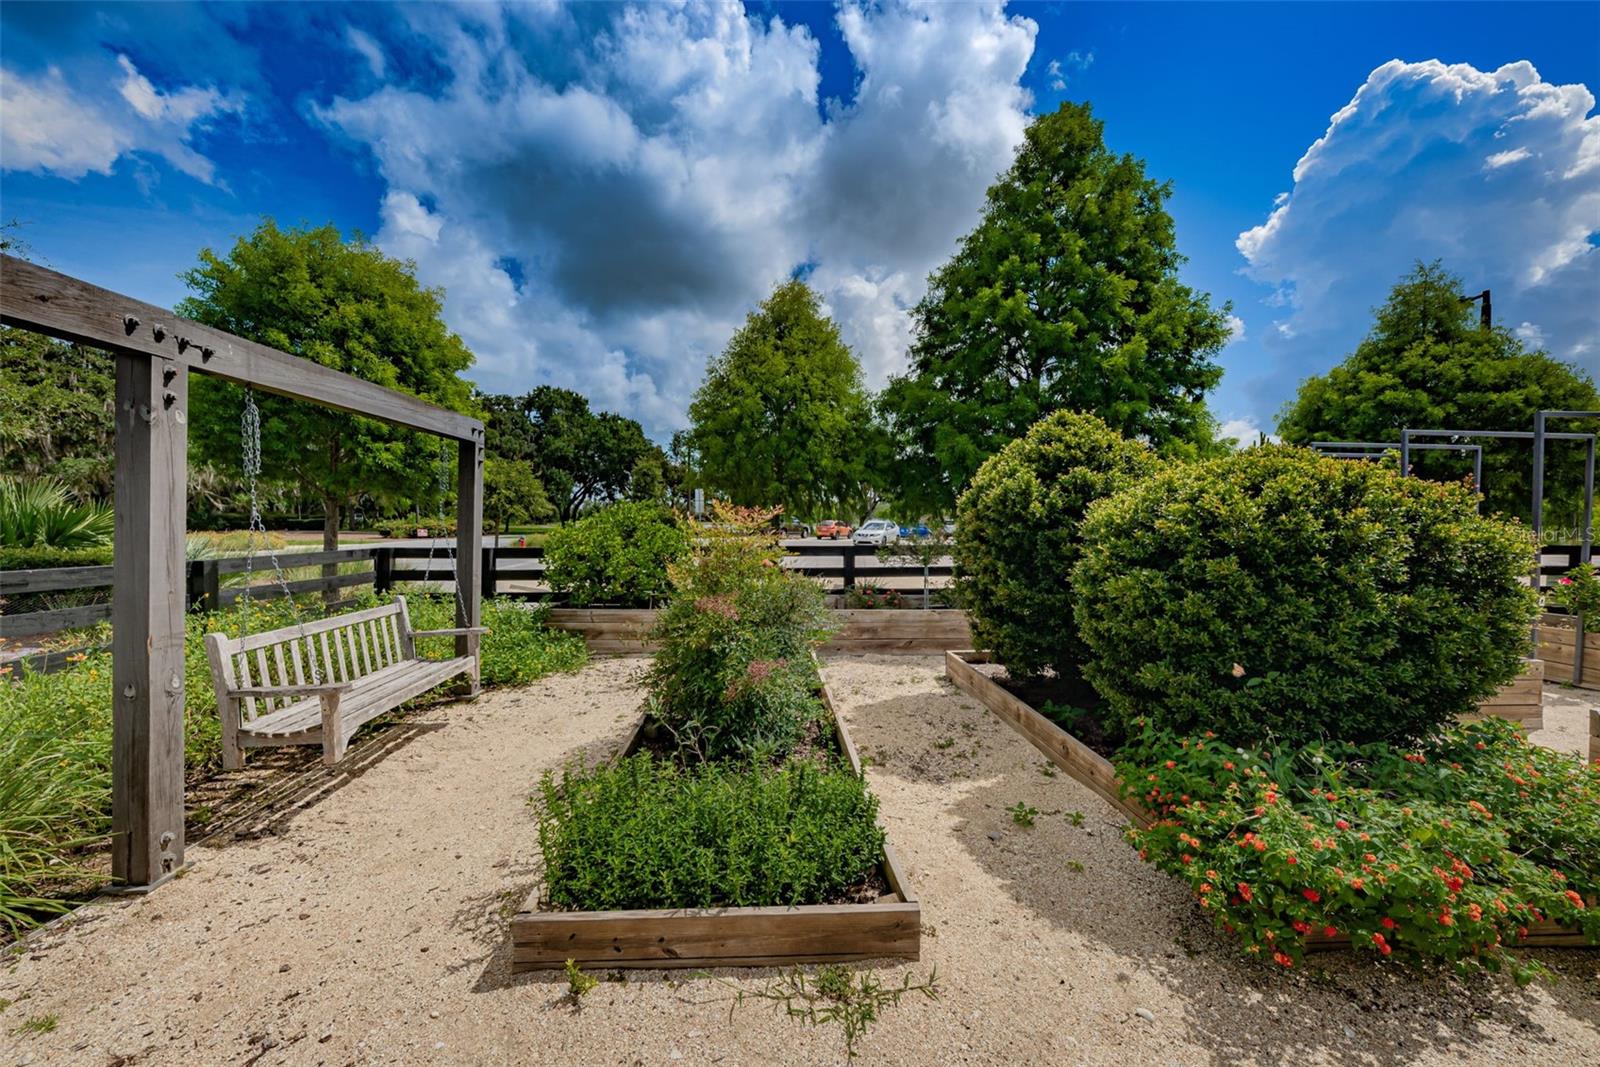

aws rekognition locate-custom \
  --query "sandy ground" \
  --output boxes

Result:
[1,655,1597,1067]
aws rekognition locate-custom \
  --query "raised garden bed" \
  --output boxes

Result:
[544,607,972,656]
[1535,611,1600,691]
[944,649,1589,952]
[510,670,920,971]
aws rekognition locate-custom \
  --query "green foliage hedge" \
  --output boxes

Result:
[955,411,1158,679]
[544,502,688,606]
[1119,718,1599,974]
[1073,447,1536,749]
[0,544,114,570]
[536,753,885,910]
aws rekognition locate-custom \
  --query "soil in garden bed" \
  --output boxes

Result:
[631,699,849,773]
[995,667,1123,760]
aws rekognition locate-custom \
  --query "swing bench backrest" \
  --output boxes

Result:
[203,596,483,767]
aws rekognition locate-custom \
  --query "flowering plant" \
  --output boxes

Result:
[1545,563,1600,631]
[1117,717,1599,977]
[844,583,906,610]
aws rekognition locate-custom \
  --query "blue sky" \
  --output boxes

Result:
[2,2,1596,443]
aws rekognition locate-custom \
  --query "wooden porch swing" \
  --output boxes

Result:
[0,253,486,890]
[204,394,483,767]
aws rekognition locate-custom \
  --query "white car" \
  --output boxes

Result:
[854,519,900,546]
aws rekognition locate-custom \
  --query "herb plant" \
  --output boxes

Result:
[536,754,885,911]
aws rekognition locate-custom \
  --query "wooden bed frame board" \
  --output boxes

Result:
[943,649,1589,953]
[510,667,920,971]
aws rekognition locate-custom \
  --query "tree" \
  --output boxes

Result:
[483,386,659,522]
[1277,262,1600,525]
[627,454,666,504]
[180,220,475,551]
[0,328,115,499]
[687,280,875,518]
[880,102,1230,514]
[483,456,555,536]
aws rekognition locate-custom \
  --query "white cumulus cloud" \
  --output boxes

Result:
[0,54,242,183]
[314,1,1038,437]
[1237,59,1600,404]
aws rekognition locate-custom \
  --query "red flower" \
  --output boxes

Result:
[1565,890,1586,909]
[1381,917,1396,930]
[1302,889,1321,903]
[1371,933,1392,956]
[1273,951,1294,968]
[1237,882,1253,902]
[1323,926,1338,938]
[1335,819,1350,831]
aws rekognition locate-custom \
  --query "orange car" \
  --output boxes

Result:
[814,519,853,540]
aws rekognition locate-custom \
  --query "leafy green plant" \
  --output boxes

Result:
[564,958,598,1000]
[1075,446,1537,749]
[1117,716,1599,974]
[535,754,884,911]
[10,1014,56,1036]
[0,545,113,570]
[0,478,112,549]
[1545,563,1600,631]
[713,965,940,1059]
[544,501,688,606]
[955,411,1159,679]
[1007,802,1038,826]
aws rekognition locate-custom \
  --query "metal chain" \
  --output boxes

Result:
[419,440,469,619]
[241,388,319,681]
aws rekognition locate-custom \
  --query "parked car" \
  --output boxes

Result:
[896,522,932,539]
[855,519,900,546]
[774,519,811,538]
[814,518,853,540]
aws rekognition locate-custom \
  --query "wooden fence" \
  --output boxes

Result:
[2,542,956,671]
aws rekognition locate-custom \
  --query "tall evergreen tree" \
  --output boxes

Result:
[687,280,877,518]
[880,102,1230,513]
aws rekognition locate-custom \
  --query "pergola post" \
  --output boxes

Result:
[455,431,484,695]
[111,352,189,888]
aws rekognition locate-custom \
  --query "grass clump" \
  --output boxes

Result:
[536,753,884,911]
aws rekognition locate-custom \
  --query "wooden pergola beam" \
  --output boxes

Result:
[0,254,482,442]
[0,255,484,891]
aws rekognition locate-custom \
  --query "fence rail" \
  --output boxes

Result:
[2,541,958,671]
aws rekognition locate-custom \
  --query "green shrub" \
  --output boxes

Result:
[375,516,456,539]
[536,753,885,910]
[408,595,587,687]
[544,502,689,606]
[955,411,1158,678]
[1118,718,1599,974]
[1545,563,1600,631]
[0,544,114,570]
[648,516,833,761]
[1074,446,1536,748]
[844,583,906,609]
[0,478,112,549]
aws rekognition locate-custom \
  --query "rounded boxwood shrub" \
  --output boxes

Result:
[544,502,689,606]
[954,410,1159,678]
[1072,446,1537,748]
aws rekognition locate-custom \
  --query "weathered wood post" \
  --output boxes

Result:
[111,351,188,888]
[455,430,484,695]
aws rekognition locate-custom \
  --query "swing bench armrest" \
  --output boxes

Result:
[228,683,353,698]
[411,627,490,638]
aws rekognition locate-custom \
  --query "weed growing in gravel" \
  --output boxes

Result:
[564,959,598,1001]
[1066,861,1086,874]
[11,1014,56,1036]
[1007,802,1038,827]
[712,965,940,1058]
[933,737,955,750]
[1064,810,1085,827]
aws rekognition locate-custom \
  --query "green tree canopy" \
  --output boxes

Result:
[686,279,877,518]
[180,220,476,549]
[483,456,554,534]
[0,329,115,500]
[485,385,660,522]
[1277,262,1600,525]
[880,102,1230,515]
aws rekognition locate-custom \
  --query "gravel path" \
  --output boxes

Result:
[1,655,1596,1066]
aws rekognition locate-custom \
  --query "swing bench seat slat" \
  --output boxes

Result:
[203,596,478,768]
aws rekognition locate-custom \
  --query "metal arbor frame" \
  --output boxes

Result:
[1401,427,1596,563]
[0,254,486,890]
[1309,441,1485,503]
